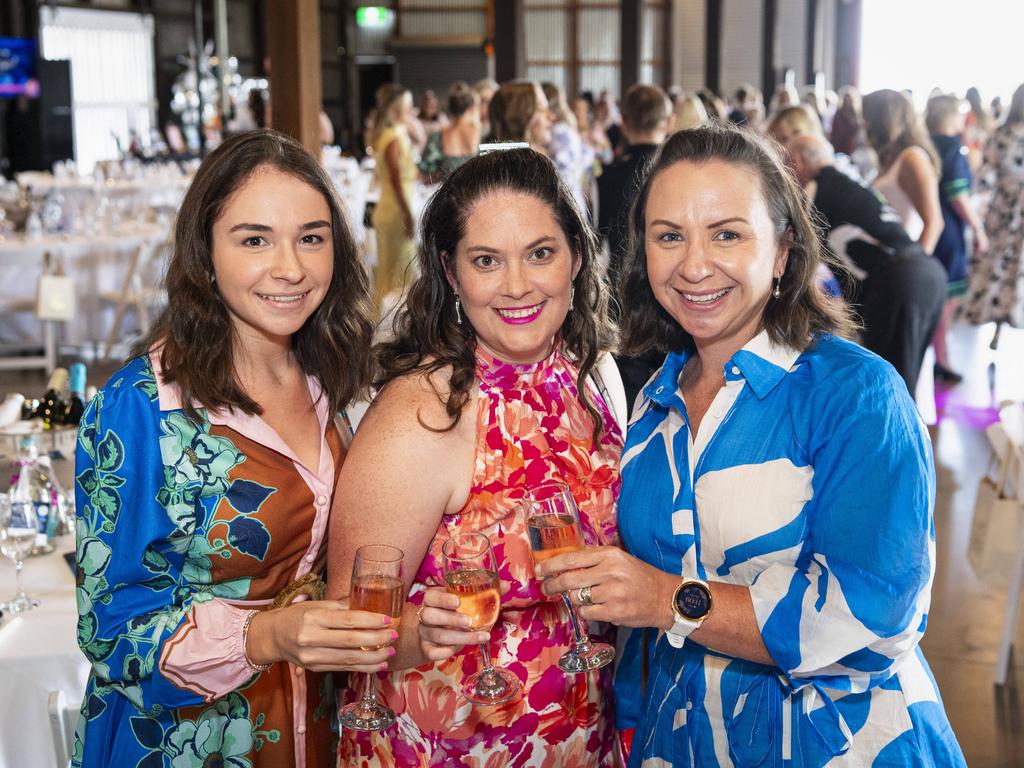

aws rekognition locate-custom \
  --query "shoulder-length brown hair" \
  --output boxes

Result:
[862,89,940,174]
[619,122,857,357]
[376,146,616,439]
[133,129,374,417]
[488,81,543,142]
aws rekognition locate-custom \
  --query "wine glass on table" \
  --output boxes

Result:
[339,544,404,731]
[526,481,614,674]
[442,532,520,706]
[0,493,39,613]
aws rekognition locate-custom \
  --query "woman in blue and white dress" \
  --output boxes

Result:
[538,124,966,766]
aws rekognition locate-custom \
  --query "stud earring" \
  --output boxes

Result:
[454,296,462,325]
[773,277,781,299]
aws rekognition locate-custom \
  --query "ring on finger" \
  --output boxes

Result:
[416,605,425,623]
[577,584,594,607]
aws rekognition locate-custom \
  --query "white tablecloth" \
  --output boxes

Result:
[0,535,88,768]
[0,226,168,348]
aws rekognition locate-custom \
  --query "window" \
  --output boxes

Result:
[40,7,156,173]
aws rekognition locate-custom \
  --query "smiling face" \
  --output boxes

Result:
[449,190,578,364]
[211,166,334,350]
[644,158,788,361]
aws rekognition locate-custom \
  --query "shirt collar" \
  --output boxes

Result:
[643,330,802,406]
[150,348,332,473]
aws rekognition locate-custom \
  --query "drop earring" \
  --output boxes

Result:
[772,277,781,299]
[569,286,575,311]
[454,296,462,325]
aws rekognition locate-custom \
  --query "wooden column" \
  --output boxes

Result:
[620,0,642,94]
[494,0,525,83]
[266,0,323,155]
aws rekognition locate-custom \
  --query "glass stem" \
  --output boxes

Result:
[478,641,495,676]
[14,559,25,598]
[561,592,591,649]
[358,671,378,710]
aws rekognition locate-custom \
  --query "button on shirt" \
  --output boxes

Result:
[615,331,966,767]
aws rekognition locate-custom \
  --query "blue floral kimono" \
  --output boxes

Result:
[73,354,345,768]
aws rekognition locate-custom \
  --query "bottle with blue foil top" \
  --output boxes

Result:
[8,434,69,554]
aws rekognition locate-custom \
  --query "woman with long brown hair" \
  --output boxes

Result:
[73,129,380,768]
[329,147,625,766]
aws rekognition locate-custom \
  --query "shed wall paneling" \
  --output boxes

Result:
[671,0,704,91]
[394,46,489,99]
[577,8,620,60]
[578,65,618,98]
[524,8,569,61]
[526,65,567,91]
[399,12,488,38]
[777,0,806,83]
[719,0,763,97]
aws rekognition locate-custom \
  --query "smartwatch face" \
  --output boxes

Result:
[676,582,711,620]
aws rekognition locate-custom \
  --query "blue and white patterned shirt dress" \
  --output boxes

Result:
[615,331,965,767]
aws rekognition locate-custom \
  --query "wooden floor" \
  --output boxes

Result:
[924,320,1024,768]
[2,319,1023,765]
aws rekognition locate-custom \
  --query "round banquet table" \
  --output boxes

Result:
[0,535,88,768]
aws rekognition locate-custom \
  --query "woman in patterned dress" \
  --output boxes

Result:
[73,130,384,768]
[540,124,967,766]
[328,147,625,766]
[963,83,1024,347]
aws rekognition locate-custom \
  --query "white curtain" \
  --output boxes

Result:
[39,7,156,173]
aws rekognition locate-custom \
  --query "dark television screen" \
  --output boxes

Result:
[0,37,39,98]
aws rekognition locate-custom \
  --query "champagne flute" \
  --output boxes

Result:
[0,493,39,613]
[442,532,520,706]
[526,481,614,673]
[339,544,404,731]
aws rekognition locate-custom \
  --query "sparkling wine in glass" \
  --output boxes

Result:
[442,532,520,705]
[0,493,39,613]
[526,481,614,674]
[339,544,404,731]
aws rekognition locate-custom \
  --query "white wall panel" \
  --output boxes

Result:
[578,8,620,60]
[671,0,704,91]
[719,0,763,97]
[777,0,807,84]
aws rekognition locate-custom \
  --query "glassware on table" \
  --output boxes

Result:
[339,544,404,732]
[0,493,39,613]
[442,532,520,706]
[526,481,614,674]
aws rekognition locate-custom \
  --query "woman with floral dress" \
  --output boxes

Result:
[964,83,1024,347]
[329,147,625,766]
[73,130,382,768]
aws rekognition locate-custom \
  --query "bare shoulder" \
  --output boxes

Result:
[361,365,463,437]
[899,146,937,180]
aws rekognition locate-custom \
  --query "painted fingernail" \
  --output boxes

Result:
[388,647,397,657]
[389,631,399,642]
[379,662,389,671]
[381,616,392,625]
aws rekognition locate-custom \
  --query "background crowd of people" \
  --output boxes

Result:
[68,73,1024,767]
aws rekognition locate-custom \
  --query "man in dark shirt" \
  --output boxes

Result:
[597,84,672,412]
[788,134,947,394]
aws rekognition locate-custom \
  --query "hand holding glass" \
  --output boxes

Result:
[339,544,404,731]
[526,481,614,673]
[442,532,520,705]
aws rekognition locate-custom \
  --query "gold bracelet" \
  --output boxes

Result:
[242,609,273,672]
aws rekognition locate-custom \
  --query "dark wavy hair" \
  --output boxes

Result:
[376,146,616,439]
[133,129,374,417]
[619,122,857,357]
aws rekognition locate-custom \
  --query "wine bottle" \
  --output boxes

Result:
[64,363,87,425]
[38,368,69,430]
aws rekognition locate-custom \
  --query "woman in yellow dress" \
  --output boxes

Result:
[371,85,418,309]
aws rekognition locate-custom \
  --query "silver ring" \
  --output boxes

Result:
[577,585,594,607]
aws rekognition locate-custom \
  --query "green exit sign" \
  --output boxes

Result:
[356,6,394,27]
